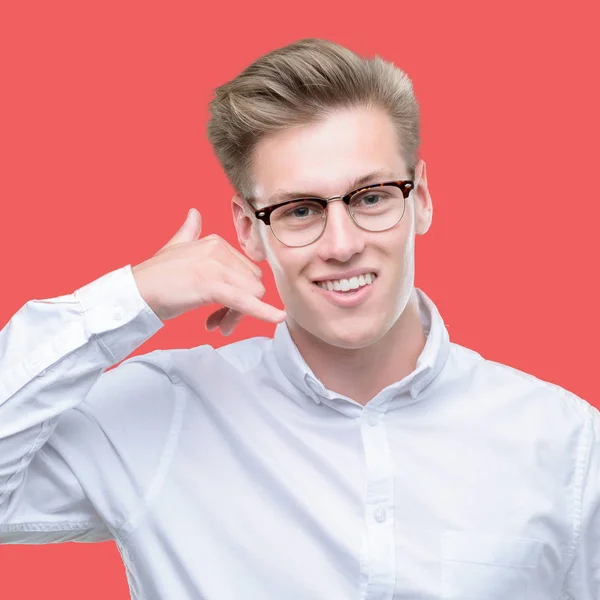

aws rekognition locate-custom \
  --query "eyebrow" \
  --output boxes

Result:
[264,168,399,206]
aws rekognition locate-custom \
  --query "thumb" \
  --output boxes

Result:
[163,208,202,248]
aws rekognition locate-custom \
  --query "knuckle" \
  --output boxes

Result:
[204,234,222,247]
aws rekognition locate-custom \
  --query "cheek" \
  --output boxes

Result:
[264,242,307,291]
[262,235,284,277]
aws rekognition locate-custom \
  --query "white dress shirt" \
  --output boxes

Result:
[0,264,598,600]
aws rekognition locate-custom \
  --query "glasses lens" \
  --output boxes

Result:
[349,186,406,232]
[270,200,325,247]
[268,186,407,247]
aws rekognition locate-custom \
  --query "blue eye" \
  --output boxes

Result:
[362,194,381,205]
[291,206,312,218]
[279,201,323,220]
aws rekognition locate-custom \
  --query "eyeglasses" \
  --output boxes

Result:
[248,180,414,247]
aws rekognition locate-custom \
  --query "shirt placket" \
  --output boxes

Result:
[359,407,396,599]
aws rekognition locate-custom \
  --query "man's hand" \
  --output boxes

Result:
[132,208,286,336]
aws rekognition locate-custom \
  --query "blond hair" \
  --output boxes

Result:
[207,38,420,199]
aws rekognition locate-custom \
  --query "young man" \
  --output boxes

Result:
[0,39,597,599]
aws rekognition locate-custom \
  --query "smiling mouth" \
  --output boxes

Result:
[312,272,378,293]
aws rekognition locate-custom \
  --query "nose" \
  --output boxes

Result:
[315,198,365,262]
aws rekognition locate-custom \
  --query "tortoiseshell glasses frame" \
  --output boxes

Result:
[246,180,414,247]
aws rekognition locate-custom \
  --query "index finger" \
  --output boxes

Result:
[211,282,286,324]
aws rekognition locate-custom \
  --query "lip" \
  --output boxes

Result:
[312,275,377,308]
[312,268,378,283]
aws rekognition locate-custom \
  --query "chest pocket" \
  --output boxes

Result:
[440,530,544,599]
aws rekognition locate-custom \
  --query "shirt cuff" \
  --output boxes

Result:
[75,264,164,363]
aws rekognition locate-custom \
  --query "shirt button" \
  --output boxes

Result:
[374,508,387,523]
[112,306,125,321]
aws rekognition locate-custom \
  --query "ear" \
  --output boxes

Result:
[232,193,267,263]
[413,159,433,235]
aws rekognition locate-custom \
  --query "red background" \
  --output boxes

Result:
[1,0,598,597]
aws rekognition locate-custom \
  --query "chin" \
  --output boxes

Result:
[319,319,386,350]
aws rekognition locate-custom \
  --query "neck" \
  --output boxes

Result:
[288,288,427,406]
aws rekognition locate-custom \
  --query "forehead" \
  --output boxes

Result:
[250,106,408,202]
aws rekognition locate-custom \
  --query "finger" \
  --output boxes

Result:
[218,308,245,336]
[221,266,266,299]
[162,208,202,249]
[208,270,264,334]
[206,266,266,333]
[206,306,244,336]
[205,306,229,331]
[210,282,286,324]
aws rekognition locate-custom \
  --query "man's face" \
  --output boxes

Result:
[235,106,432,350]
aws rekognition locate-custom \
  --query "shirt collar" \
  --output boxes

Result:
[272,288,451,410]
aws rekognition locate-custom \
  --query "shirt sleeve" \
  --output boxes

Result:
[562,402,600,598]
[0,265,165,544]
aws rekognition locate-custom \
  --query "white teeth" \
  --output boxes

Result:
[315,272,377,291]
